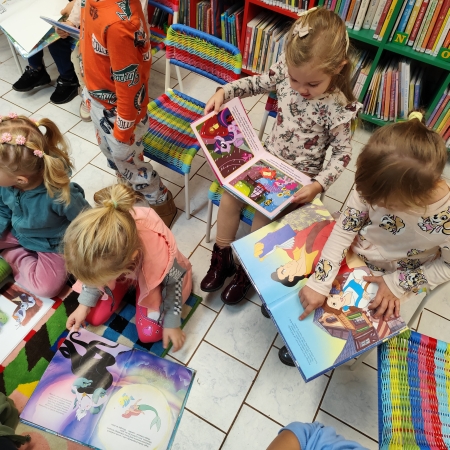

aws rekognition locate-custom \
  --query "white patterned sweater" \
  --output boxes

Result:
[221,54,362,190]
[306,188,450,299]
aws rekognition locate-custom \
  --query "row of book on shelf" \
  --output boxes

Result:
[252,0,319,12]
[325,0,449,56]
[427,86,450,146]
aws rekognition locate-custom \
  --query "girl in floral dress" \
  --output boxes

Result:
[201,7,362,306]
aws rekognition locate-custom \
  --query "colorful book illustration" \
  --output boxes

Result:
[40,16,80,40]
[0,282,54,364]
[21,329,195,450]
[232,200,408,382]
[191,98,311,220]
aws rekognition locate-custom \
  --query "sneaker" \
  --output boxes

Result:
[12,66,51,92]
[50,76,79,104]
[79,99,91,122]
[278,346,295,367]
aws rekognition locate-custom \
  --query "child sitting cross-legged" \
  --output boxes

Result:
[0,114,89,298]
[201,7,362,306]
[64,184,192,351]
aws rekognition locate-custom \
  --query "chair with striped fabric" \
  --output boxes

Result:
[143,24,242,219]
[378,328,450,449]
[205,180,255,243]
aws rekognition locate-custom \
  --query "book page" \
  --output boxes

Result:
[40,16,80,40]
[0,282,54,364]
[190,98,264,184]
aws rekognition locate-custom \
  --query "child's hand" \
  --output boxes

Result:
[163,327,186,352]
[55,20,75,39]
[299,286,327,320]
[204,89,225,114]
[60,2,75,17]
[66,305,91,331]
[291,181,323,204]
[364,276,400,320]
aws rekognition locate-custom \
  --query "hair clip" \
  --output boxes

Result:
[15,135,26,145]
[33,150,44,158]
[8,113,18,119]
[298,6,317,16]
[293,23,312,37]
[1,133,12,143]
[408,111,423,122]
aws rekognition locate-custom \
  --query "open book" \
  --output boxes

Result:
[40,16,80,40]
[191,98,311,220]
[21,329,195,449]
[232,199,408,382]
[0,282,54,364]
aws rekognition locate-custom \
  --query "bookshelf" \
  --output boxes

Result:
[151,0,450,130]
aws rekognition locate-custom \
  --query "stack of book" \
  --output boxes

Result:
[351,50,373,98]
[361,59,424,121]
[220,4,244,47]
[150,7,170,30]
[179,0,190,25]
[427,87,450,147]
[243,13,293,73]
[256,0,318,12]
[196,1,212,33]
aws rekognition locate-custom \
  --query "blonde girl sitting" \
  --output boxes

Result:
[201,7,362,306]
[0,114,89,298]
[64,184,192,351]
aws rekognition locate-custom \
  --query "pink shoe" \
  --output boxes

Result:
[72,280,129,326]
[134,285,163,343]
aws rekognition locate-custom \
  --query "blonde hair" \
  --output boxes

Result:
[0,115,73,204]
[355,112,447,208]
[285,7,356,104]
[63,184,143,287]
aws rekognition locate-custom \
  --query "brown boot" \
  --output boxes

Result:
[200,244,236,292]
[149,191,177,228]
[221,265,252,305]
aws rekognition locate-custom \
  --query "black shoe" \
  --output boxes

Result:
[278,346,295,367]
[200,244,236,292]
[261,304,270,318]
[50,76,79,104]
[221,265,252,305]
[12,66,51,92]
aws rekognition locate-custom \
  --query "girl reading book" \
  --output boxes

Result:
[297,112,450,367]
[64,184,192,351]
[0,114,89,298]
[201,7,361,306]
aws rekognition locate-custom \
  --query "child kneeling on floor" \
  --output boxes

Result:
[64,184,192,351]
[0,114,89,298]
[284,111,450,368]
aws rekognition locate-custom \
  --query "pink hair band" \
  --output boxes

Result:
[1,133,12,143]
[33,150,44,158]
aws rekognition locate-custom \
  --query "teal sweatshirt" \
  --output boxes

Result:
[0,183,89,253]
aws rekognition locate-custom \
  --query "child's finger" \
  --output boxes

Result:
[394,299,400,317]
[299,304,314,321]
[384,300,395,321]
[163,334,169,349]
[373,297,388,318]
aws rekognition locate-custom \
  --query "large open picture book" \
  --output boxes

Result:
[232,200,408,381]
[21,329,195,449]
[191,98,311,219]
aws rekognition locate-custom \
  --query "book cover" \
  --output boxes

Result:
[232,201,408,382]
[191,98,311,220]
[40,16,80,39]
[21,329,195,450]
[0,282,55,364]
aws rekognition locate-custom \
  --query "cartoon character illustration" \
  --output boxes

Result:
[399,268,427,293]
[418,208,450,235]
[212,108,244,154]
[263,199,273,207]
[59,332,120,420]
[379,214,405,235]
[315,258,332,282]
[121,398,162,431]
[137,167,148,179]
[99,117,112,134]
[241,152,252,162]
[12,294,36,326]
[342,207,368,232]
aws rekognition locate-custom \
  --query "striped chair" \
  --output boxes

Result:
[378,329,450,449]
[205,181,255,243]
[143,24,242,219]
[148,0,183,90]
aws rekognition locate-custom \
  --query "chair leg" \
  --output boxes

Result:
[258,111,269,141]
[205,200,213,243]
[175,66,184,93]
[184,173,190,220]
[7,38,23,75]
[165,59,171,92]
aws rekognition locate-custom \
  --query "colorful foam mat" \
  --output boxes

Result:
[378,329,450,449]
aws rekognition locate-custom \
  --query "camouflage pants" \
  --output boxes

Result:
[84,88,167,205]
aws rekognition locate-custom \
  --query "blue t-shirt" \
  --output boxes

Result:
[281,422,368,450]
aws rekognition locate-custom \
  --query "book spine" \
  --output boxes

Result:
[363,0,380,28]
[414,0,439,49]
[236,13,242,50]
[408,74,415,111]
[408,0,430,45]
[348,0,363,27]
[384,68,392,120]
[394,70,399,120]
[436,109,450,133]
[335,0,345,15]
[389,70,396,121]
[432,10,450,54]
[405,0,424,34]
[371,0,388,30]
[421,0,445,50]
[378,0,398,40]
[330,0,339,11]
[340,0,354,20]
[354,0,371,30]
[403,62,410,119]
[445,28,450,47]
[378,71,386,119]
[345,0,359,25]
[426,0,450,52]
[242,25,253,69]
[388,0,408,41]
[427,88,448,125]
[433,99,450,131]
[430,95,450,128]
[398,0,417,32]
[252,26,264,73]
[374,0,393,38]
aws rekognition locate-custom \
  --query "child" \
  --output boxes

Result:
[64,184,192,351]
[0,114,89,298]
[79,0,177,227]
[201,7,361,305]
[294,112,450,365]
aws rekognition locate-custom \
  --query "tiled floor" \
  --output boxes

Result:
[2,33,450,450]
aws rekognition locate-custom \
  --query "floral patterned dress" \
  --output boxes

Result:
[222,54,362,191]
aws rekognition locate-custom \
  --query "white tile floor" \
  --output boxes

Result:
[2,33,450,450]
